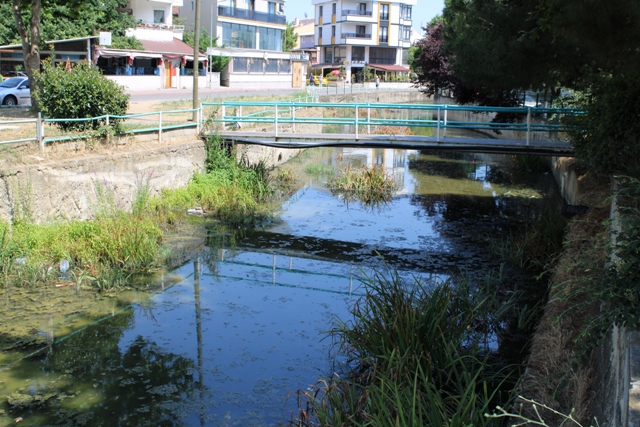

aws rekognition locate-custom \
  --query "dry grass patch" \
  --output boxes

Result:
[516,173,611,425]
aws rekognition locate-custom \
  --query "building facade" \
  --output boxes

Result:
[312,0,415,82]
[179,0,308,89]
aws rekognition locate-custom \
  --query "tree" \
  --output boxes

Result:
[410,22,456,97]
[12,0,42,110]
[183,27,210,53]
[282,22,297,52]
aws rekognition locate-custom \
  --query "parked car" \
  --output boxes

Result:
[0,77,31,106]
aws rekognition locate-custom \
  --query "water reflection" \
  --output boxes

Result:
[0,148,558,426]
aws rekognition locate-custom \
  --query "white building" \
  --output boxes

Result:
[177,0,308,89]
[312,0,415,82]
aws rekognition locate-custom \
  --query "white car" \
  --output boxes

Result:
[0,77,31,106]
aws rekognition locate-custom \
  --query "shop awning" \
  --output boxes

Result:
[368,64,411,72]
[310,63,342,69]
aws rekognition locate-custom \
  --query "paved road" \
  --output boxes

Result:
[128,87,302,103]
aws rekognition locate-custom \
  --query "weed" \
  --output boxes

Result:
[328,163,399,209]
[292,268,536,427]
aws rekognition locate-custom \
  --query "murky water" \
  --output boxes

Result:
[0,147,558,426]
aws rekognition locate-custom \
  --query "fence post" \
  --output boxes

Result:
[221,105,226,132]
[292,103,296,133]
[526,107,531,146]
[436,107,441,142]
[196,107,201,134]
[158,112,163,143]
[355,105,359,139]
[106,115,111,145]
[443,107,448,138]
[37,113,44,153]
[275,104,279,137]
[367,104,371,135]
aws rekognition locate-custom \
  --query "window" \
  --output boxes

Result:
[153,10,165,23]
[401,26,411,41]
[332,3,336,15]
[222,22,256,49]
[259,27,283,51]
[370,47,395,64]
[380,4,389,20]
[332,26,336,37]
[325,47,333,63]
[379,26,388,43]
[268,2,276,14]
[335,46,347,63]
[356,25,366,36]
[318,27,323,39]
[359,3,367,13]
[400,4,412,20]
[352,46,365,61]
[319,5,323,19]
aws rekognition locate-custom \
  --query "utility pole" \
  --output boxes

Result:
[193,0,201,121]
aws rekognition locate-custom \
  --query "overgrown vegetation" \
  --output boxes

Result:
[0,135,291,290]
[293,269,534,427]
[328,164,399,208]
[34,58,129,131]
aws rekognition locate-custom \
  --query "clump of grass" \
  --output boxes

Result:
[304,163,335,177]
[293,269,533,427]
[0,133,288,290]
[490,202,567,273]
[328,164,398,208]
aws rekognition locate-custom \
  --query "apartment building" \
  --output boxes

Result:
[312,0,415,81]
[179,0,286,51]
[179,0,308,88]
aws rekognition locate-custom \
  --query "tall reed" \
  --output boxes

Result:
[293,269,529,427]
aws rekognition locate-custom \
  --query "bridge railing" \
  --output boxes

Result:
[201,101,584,144]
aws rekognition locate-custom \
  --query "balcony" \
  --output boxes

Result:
[342,33,371,39]
[342,10,373,17]
[218,6,286,25]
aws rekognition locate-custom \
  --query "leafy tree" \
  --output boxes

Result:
[110,35,144,50]
[12,0,42,110]
[282,21,297,52]
[34,58,129,131]
[410,22,456,97]
[183,27,210,53]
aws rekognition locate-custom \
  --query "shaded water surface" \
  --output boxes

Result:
[0,148,558,426]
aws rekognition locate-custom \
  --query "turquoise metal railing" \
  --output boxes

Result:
[201,100,583,144]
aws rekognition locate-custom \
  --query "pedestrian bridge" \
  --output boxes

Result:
[202,101,581,156]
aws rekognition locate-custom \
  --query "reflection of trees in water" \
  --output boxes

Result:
[14,309,198,427]
[409,151,515,185]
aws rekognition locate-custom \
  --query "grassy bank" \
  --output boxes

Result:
[0,135,290,290]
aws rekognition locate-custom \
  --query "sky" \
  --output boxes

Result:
[285,0,445,32]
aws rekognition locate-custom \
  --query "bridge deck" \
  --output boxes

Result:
[218,131,575,156]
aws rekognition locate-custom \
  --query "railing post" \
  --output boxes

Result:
[436,107,441,142]
[275,104,279,137]
[106,114,111,145]
[526,107,532,146]
[367,104,371,135]
[158,111,163,143]
[196,107,201,134]
[355,105,359,139]
[292,103,296,133]
[443,107,448,138]
[221,105,226,132]
[37,112,44,153]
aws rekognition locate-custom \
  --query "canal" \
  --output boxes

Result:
[0,147,559,426]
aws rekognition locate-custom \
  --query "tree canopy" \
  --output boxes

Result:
[1,0,137,46]
[410,0,640,176]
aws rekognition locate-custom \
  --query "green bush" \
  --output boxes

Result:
[565,73,640,177]
[35,58,130,131]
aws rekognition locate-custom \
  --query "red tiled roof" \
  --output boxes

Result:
[140,38,204,56]
[368,64,410,72]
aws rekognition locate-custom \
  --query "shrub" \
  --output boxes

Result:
[34,58,130,131]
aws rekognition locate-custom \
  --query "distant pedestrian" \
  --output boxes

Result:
[375,76,380,89]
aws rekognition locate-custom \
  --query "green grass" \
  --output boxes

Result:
[0,134,291,290]
[328,164,399,208]
[293,269,531,427]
